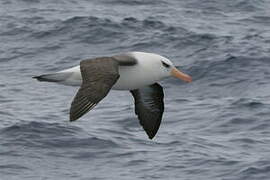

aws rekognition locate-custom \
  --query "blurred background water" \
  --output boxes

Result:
[1,0,270,179]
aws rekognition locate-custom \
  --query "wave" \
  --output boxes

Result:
[183,55,270,82]
[99,0,168,6]
[0,121,120,149]
[237,165,270,179]
[230,98,264,108]
[29,16,179,42]
[0,164,30,170]
[185,0,264,12]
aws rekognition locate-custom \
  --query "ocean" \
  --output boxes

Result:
[1,0,270,179]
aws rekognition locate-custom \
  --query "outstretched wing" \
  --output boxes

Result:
[130,83,164,139]
[70,57,120,121]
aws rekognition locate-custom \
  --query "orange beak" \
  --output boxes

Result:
[171,67,192,83]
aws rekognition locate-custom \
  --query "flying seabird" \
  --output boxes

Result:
[34,52,192,139]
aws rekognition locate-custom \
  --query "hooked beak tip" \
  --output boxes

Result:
[185,75,192,83]
[171,67,192,83]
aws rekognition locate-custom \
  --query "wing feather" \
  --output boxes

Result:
[70,57,120,121]
[130,83,164,139]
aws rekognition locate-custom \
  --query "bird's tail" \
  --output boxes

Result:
[33,66,82,86]
[33,72,71,83]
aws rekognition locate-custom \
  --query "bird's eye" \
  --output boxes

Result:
[162,61,170,68]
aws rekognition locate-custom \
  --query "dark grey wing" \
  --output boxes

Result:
[130,83,164,139]
[70,57,120,121]
[112,53,137,66]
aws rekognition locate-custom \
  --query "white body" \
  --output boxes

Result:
[57,52,173,90]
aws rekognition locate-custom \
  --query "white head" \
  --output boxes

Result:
[159,55,192,82]
[133,52,192,83]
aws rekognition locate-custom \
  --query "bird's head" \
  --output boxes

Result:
[158,57,192,83]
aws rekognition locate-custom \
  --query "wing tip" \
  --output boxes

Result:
[69,102,97,122]
[146,131,157,140]
[69,113,79,122]
[69,117,78,122]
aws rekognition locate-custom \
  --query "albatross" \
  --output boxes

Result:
[34,52,192,139]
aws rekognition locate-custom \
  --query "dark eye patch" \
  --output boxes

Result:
[162,61,170,68]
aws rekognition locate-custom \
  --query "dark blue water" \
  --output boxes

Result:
[1,0,270,179]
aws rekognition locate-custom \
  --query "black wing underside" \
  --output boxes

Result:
[70,57,120,121]
[130,83,164,139]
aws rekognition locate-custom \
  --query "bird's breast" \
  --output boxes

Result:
[112,65,160,90]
